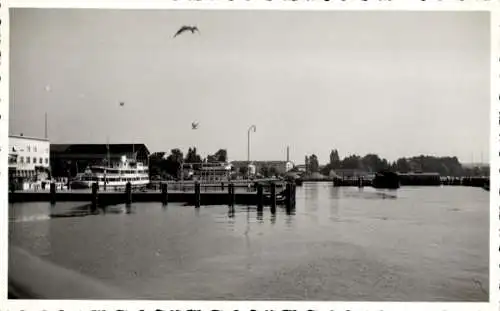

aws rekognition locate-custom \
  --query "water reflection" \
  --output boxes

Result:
[270,213,276,225]
[8,185,489,301]
[228,207,235,219]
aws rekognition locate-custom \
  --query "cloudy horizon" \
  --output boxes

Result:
[9,9,490,164]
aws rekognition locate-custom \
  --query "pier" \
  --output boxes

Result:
[10,181,297,210]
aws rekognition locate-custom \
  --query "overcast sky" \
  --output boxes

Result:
[9,9,490,164]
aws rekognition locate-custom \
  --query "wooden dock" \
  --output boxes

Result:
[9,181,297,210]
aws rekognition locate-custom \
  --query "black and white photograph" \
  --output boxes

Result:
[4,4,493,305]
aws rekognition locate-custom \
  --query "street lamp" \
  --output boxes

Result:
[247,125,256,163]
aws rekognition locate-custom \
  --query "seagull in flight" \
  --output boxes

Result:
[173,26,200,38]
[192,122,199,130]
[119,102,125,107]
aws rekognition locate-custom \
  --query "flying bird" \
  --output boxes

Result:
[192,122,199,130]
[173,26,200,38]
[119,102,125,107]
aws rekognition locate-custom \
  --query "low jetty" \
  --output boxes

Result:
[9,181,297,211]
[300,173,489,188]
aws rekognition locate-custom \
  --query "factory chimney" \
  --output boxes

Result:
[286,146,290,162]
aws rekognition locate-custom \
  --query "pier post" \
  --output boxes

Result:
[161,183,168,206]
[228,183,235,207]
[194,182,201,208]
[91,182,98,212]
[221,182,225,191]
[125,182,132,207]
[285,183,293,212]
[358,177,363,188]
[256,183,264,211]
[270,182,276,214]
[66,170,71,190]
[50,182,56,205]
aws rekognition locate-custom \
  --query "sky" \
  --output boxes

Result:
[9,9,490,164]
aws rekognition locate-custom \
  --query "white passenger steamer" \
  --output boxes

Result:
[71,156,149,190]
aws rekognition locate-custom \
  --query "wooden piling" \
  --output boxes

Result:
[285,182,293,211]
[221,182,225,191]
[194,182,201,208]
[50,182,56,205]
[91,182,98,212]
[358,177,363,188]
[161,183,168,206]
[228,183,235,207]
[270,182,276,214]
[125,182,132,207]
[256,183,264,211]
[66,171,71,190]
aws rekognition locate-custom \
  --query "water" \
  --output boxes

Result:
[9,183,489,301]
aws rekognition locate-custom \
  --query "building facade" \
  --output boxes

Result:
[231,160,294,176]
[50,143,150,178]
[9,135,50,179]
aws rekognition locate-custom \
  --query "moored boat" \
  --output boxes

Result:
[71,156,149,190]
[372,171,400,189]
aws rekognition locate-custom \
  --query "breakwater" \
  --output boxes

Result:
[298,174,489,187]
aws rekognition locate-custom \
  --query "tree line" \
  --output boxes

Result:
[149,147,227,179]
[302,149,488,177]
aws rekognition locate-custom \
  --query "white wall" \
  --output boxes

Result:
[9,135,50,171]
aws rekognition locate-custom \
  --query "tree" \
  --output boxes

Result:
[361,154,389,172]
[329,149,341,169]
[269,166,279,177]
[239,166,249,176]
[309,154,319,173]
[165,149,184,178]
[207,149,228,163]
[340,154,361,169]
[259,165,270,177]
[185,147,202,163]
[214,149,227,162]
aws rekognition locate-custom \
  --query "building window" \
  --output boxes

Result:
[20,156,24,163]
[45,158,49,164]
[34,146,38,152]
[33,157,37,164]
[39,157,43,164]
[27,145,31,152]
[27,157,30,164]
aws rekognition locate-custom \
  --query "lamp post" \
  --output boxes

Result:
[247,125,256,163]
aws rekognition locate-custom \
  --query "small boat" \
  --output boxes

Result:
[372,171,400,189]
[482,181,490,191]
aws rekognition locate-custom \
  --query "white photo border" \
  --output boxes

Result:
[1,1,498,311]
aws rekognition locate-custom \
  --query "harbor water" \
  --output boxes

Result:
[8,183,489,301]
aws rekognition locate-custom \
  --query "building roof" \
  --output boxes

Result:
[50,144,150,155]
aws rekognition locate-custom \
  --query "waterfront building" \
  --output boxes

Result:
[8,134,50,179]
[181,161,232,182]
[50,143,150,178]
[231,160,294,176]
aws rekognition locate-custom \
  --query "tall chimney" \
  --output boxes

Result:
[286,146,290,162]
